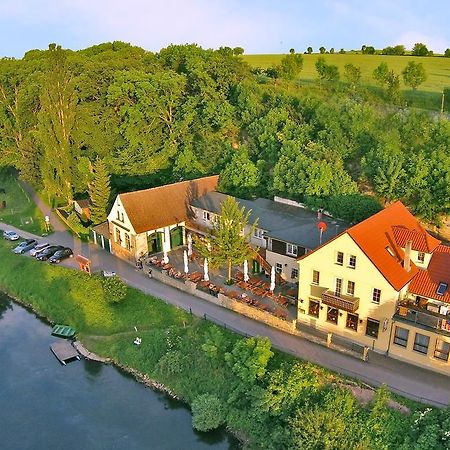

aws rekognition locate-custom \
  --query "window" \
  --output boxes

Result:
[120,212,124,222]
[346,313,358,331]
[202,211,210,221]
[372,288,381,304]
[365,318,379,339]
[417,252,425,263]
[326,307,339,324]
[434,339,450,361]
[115,228,122,244]
[413,333,430,354]
[437,282,448,296]
[253,228,264,239]
[116,210,120,220]
[291,268,299,279]
[275,263,282,274]
[348,255,356,269]
[334,278,343,296]
[308,299,320,318]
[125,233,131,250]
[286,243,298,256]
[347,281,355,296]
[312,270,320,285]
[336,251,344,265]
[393,326,409,347]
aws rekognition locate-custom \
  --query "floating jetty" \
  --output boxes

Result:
[51,324,76,339]
[50,341,80,365]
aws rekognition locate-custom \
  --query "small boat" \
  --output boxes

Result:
[51,324,76,339]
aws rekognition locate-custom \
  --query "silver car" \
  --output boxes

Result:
[30,242,50,257]
[3,230,20,241]
[13,239,38,254]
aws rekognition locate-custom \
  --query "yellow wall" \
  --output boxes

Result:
[298,233,401,353]
[389,321,450,376]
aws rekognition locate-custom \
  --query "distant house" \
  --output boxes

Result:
[107,176,219,262]
[73,198,91,221]
[297,201,450,375]
[190,192,347,283]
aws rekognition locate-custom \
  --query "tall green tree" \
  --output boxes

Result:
[35,44,77,203]
[343,63,361,88]
[89,158,111,224]
[402,61,427,90]
[278,52,304,81]
[411,42,430,56]
[194,196,256,283]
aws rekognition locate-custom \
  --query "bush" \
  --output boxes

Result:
[102,275,127,304]
[191,394,225,432]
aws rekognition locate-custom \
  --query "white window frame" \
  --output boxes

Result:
[312,270,320,285]
[372,288,381,304]
[347,280,355,296]
[348,254,356,269]
[334,277,343,296]
[202,210,211,222]
[275,263,282,274]
[253,228,264,239]
[417,252,425,263]
[286,243,298,256]
[335,251,344,265]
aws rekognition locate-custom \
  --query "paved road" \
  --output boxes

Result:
[1,184,449,408]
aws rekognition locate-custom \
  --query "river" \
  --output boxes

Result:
[0,293,240,450]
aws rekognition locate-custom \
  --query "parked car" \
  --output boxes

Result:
[3,230,20,241]
[13,239,38,254]
[49,247,73,264]
[36,245,64,261]
[30,242,50,257]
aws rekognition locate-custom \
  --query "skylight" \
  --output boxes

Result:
[385,246,395,257]
[437,282,448,296]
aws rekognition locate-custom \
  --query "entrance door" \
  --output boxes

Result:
[147,232,163,254]
[252,259,261,274]
[170,226,184,249]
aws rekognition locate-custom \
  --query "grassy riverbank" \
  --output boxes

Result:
[1,240,449,449]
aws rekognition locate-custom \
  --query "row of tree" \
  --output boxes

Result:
[0,42,449,225]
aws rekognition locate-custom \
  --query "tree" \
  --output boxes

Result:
[232,47,244,56]
[411,42,430,56]
[339,48,345,54]
[361,45,375,54]
[373,63,400,100]
[219,147,260,198]
[278,52,304,81]
[315,57,339,82]
[191,394,225,432]
[307,47,313,54]
[36,44,77,204]
[289,48,295,54]
[194,196,256,283]
[329,48,335,54]
[373,62,389,85]
[319,46,326,54]
[445,48,450,57]
[89,158,111,224]
[344,63,361,88]
[402,61,427,90]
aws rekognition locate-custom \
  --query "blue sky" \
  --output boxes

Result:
[1,0,449,57]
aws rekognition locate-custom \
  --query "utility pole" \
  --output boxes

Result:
[441,91,445,115]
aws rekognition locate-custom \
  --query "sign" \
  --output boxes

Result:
[317,221,327,232]
[44,215,50,223]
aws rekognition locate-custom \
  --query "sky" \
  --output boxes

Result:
[0,0,449,57]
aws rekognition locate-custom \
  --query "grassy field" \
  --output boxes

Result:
[0,170,46,235]
[243,53,450,110]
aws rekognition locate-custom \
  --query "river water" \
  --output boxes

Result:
[0,293,240,450]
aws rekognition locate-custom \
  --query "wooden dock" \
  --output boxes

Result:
[50,341,80,365]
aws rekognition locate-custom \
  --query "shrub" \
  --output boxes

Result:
[102,275,127,304]
[191,394,224,432]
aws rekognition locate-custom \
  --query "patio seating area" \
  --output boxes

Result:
[145,247,297,321]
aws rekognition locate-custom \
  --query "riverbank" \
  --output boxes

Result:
[1,240,449,449]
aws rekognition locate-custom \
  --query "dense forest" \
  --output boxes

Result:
[0,42,449,225]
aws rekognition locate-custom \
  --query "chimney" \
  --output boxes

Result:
[403,240,412,272]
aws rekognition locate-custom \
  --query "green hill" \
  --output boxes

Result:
[243,53,450,110]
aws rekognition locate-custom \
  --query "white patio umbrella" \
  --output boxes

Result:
[270,266,276,292]
[183,250,189,274]
[187,233,193,256]
[203,258,209,282]
[163,251,169,264]
[243,260,249,282]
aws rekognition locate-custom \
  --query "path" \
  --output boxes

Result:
[1,183,449,408]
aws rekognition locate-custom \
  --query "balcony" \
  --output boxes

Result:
[321,290,360,313]
[395,302,450,337]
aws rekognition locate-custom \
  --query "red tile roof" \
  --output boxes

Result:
[409,245,450,304]
[346,201,439,291]
[392,225,440,253]
[119,176,219,234]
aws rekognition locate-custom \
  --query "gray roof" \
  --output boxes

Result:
[191,192,349,250]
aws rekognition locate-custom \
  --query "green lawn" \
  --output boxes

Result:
[243,53,450,110]
[0,171,47,235]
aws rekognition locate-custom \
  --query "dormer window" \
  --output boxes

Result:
[287,243,298,256]
[203,211,210,221]
[437,283,448,296]
[417,252,425,263]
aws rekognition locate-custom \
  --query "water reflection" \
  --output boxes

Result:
[0,293,240,450]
